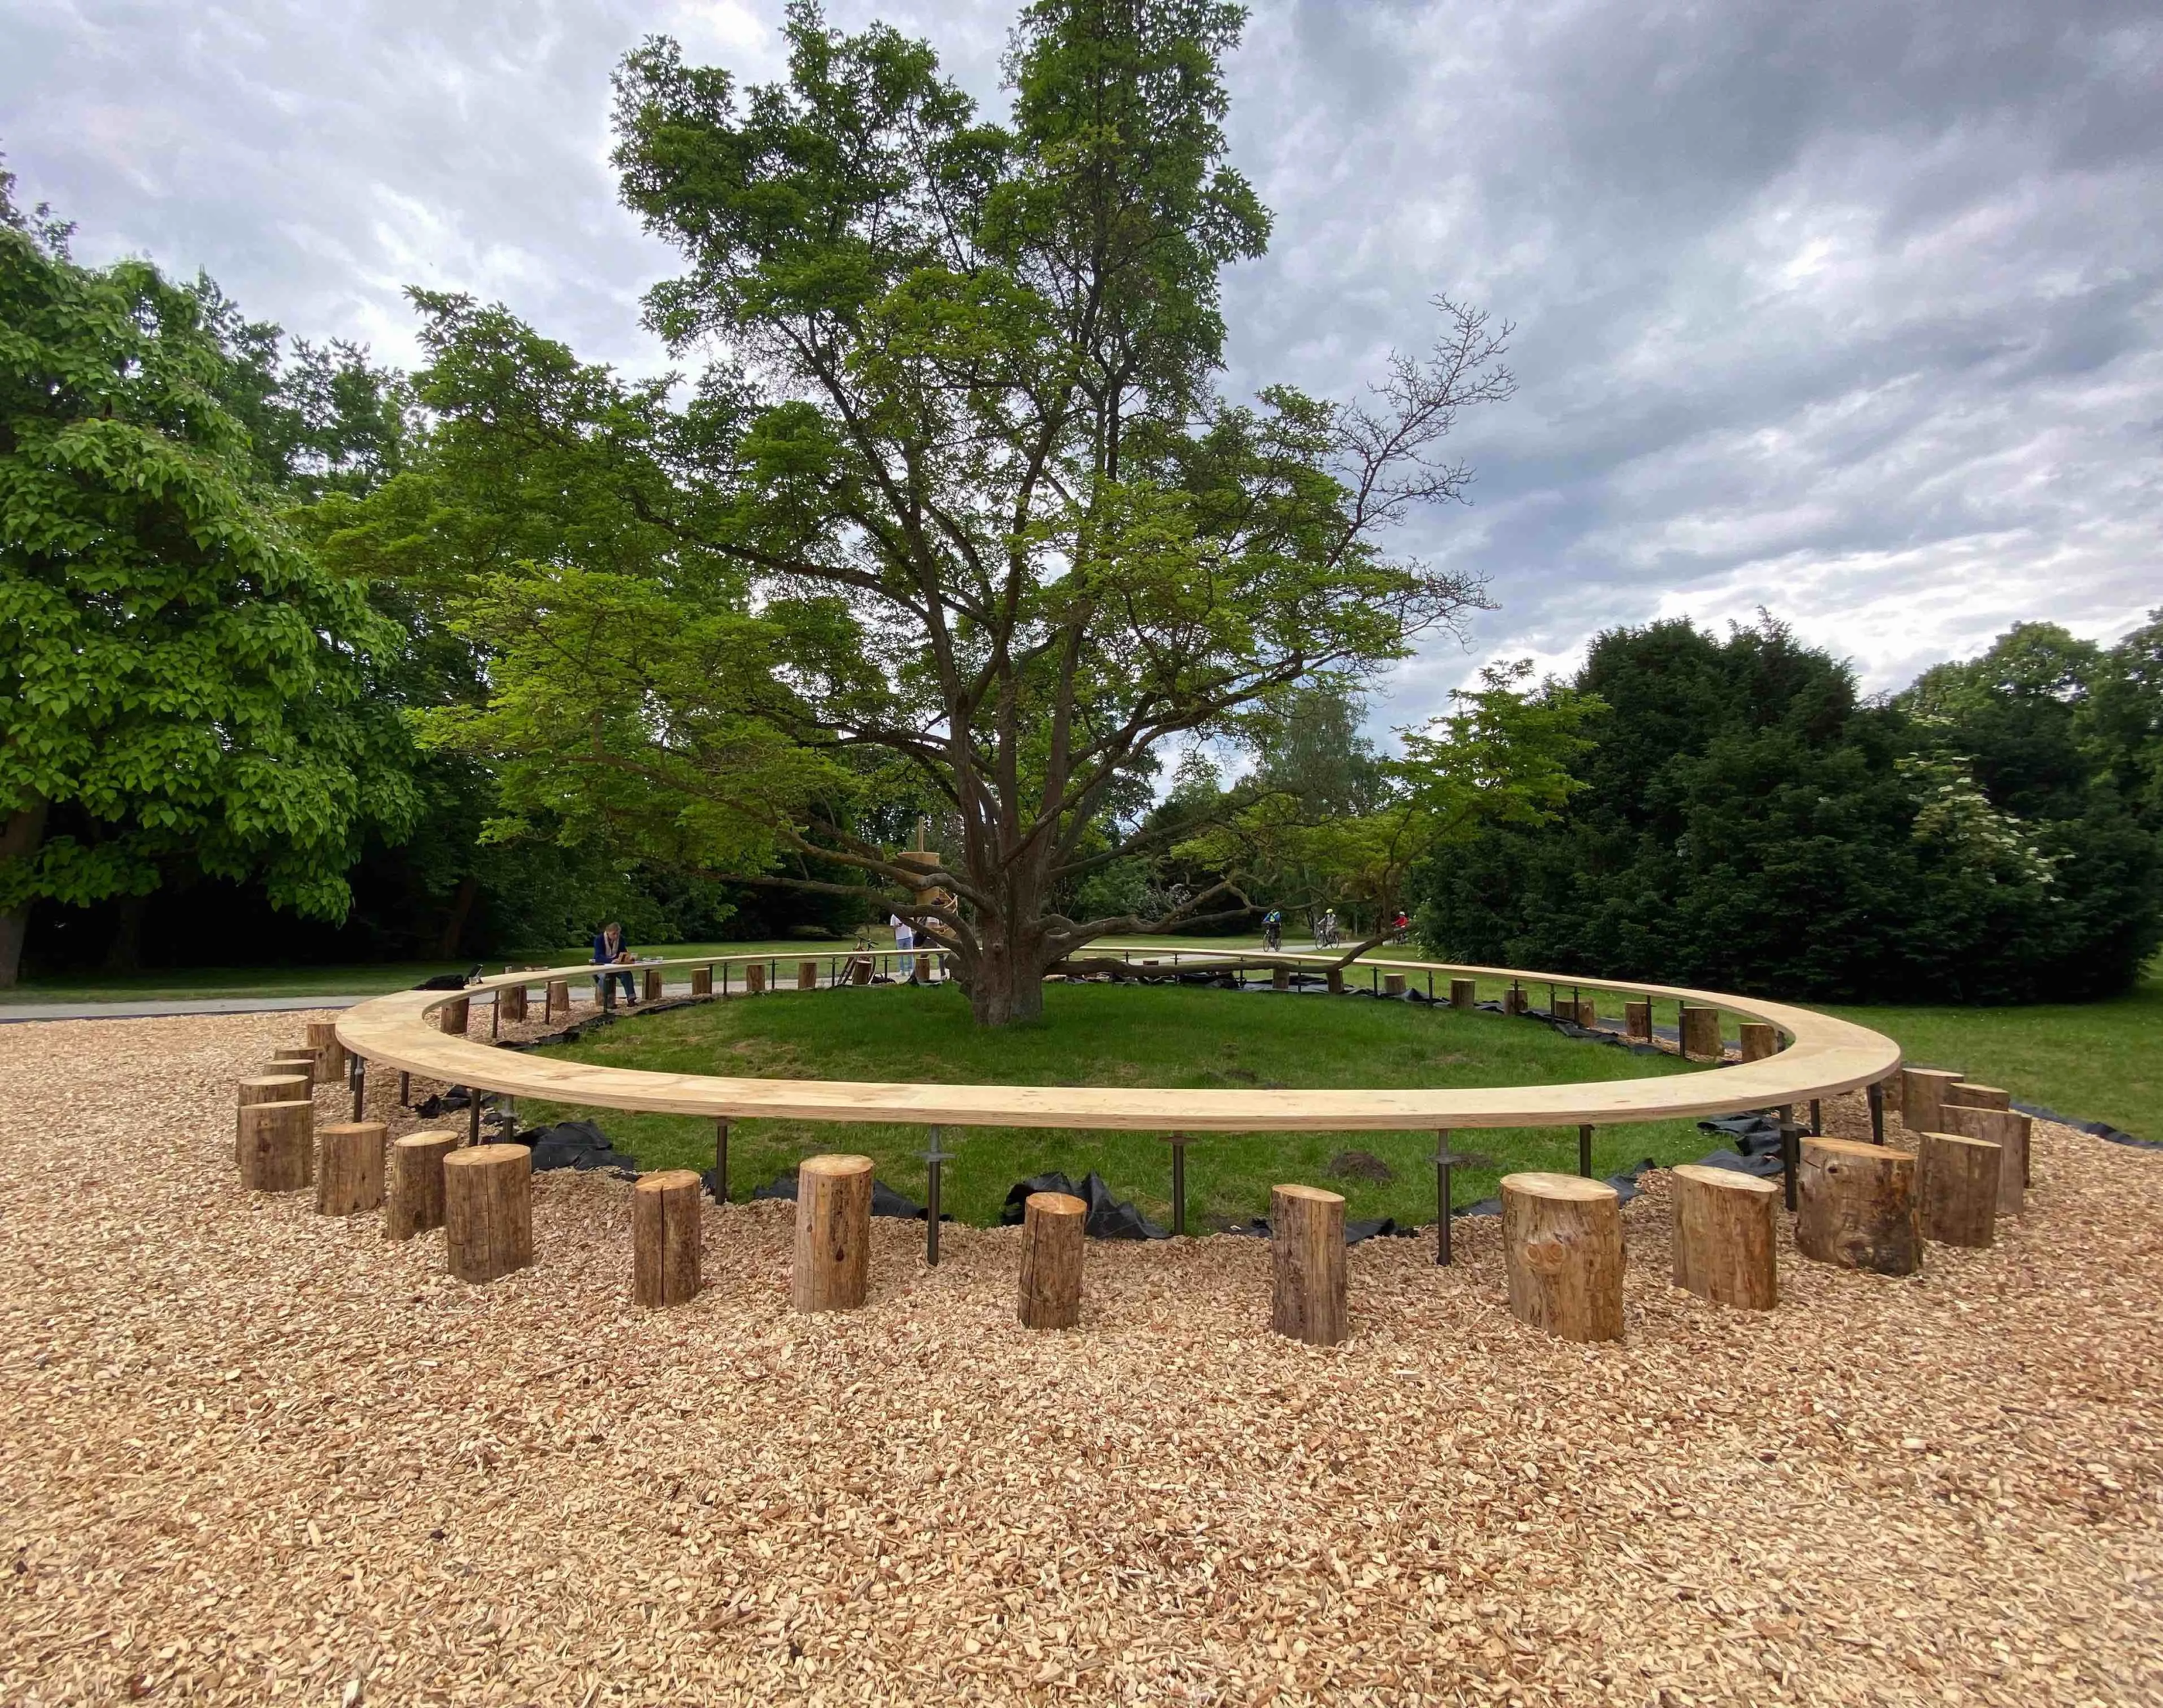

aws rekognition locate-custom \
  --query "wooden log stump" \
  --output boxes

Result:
[1939,1105,2028,1214]
[1899,1067,1964,1133]
[237,1074,313,1164]
[1017,1190,1086,1330]
[1796,1138,1920,1275]
[691,966,713,996]
[305,1020,347,1081]
[443,1144,533,1284]
[268,1047,320,1083]
[1572,997,1599,1027]
[792,1154,873,1313]
[799,960,819,992]
[850,958,873,986]
[1624,1000,1653,1041]
[499,983,529,1023]
[1678,1006,1724,1061]
[439,996,470,1035]
[1269,1185,1348,1346]
[1382,973,1407,998]
[633,1169,704,1307]
[1450,977,1476,1010]
[1669,1165,1778,1309]
[746,963,768,996]
[385,1130,460,1241]
[545,979,570,1020]
[239,1101,314,1192]
[1918,1131,1999,1248]
[1501,1173,1624,1342]
[315,1121,387,1216]
[1271,967,1290,991]
[1944,1081,2011,1113]
[1738,1022,1778,1062]
[1325,968,1345,995]
[643,967,664,1003]
[1503,987,1528,1016]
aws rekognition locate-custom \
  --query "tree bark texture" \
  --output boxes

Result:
[1669,1164,1778,1310]
[1795,1138,1920,1275]
[239,1101,314,1193]
[237,1075,312,1164]
[385,1130,460,1241]
[1016,1191,1086,1330]
[1269,1185,1348,1346]
[1937,1104,2028,1214]
[1944,1081,2011,1113]
[1624,1000,1652,1041]
[792,1154,873,1312]
[315,1121,386,1217]
[633,1169,704,1307]
[305,1021,346,1083]
[1899,1068,1964,1133]
[1451,978,1476,1010]
[443,1144,533,1284]
[1501,1172,1624,1342]
[1738,1023,1778,1062]
[1917,1130,1999,1248]
[0,798,50,989]
[1678,1006,1724,1062]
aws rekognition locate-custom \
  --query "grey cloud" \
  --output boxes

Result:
[3,0,2155,723]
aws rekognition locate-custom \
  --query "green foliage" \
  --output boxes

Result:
[1413,616,2163,1004]
[0,167,421,981]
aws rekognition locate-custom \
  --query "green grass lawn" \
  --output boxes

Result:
[520,981,1722,1229]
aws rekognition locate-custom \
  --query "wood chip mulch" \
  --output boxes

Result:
[3,1009,2160,1706]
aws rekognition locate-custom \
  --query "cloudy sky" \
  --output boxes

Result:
[5,0,2158,725]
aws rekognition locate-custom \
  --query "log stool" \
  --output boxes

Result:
[439,996,470,1035]
[1269,1185,1348,1345]
[794,959,815,992]
[1382,973,1407,998]
[1017,1191,1086,1329]
[1738,1022,1778,1062]
[1917,1131,1999,1248]
[1944,1081,2011,1113]
[545,979,570,1020]
[385,1129,460,1240]
[1624,1000,1653,1041]
[1503,987,1528,1016]
[268,1046,320,1083]
[746,963,768,995]
[1501,1173,1624,1342]
[850,958,873,986]
[315,1121,386,1215]
[1678,1006,1724,1061]
[691,966,714,996]
[1939,1105,2028,1213]
[238,1101,314,1192]
[1325,968,1345,994]
[1451,977,1476,1010]
[1669,1164,1778,1309]
[1796,1138,1920,1275]
[1271,967,1290,991]
[643,966,664,1002]
[443,1144,533,1284]
[1899,1067,1963,1133]
[500,983,529,1023]
[633,1169,703,1307]
[305,1021,346,1081]
[792,1154,873,1312]
[237,1075,312,1164]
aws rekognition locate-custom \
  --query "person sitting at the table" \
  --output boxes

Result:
[591,921,638,1006]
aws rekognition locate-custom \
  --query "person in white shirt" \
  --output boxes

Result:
[890,912,915,981]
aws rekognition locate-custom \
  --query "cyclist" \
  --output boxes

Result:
[1316,908,1339,949]
[1391,908,1410,944]
[1263,908,1283,951]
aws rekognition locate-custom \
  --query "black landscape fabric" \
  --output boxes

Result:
[999,1171,1167,1240]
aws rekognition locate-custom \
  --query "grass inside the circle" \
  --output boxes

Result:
[519,982,1730,1229]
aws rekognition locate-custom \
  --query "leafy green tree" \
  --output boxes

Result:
[419,1,1510,1023]
[0,168,419,985]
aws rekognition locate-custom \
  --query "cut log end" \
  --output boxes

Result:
[315,1121,387,1216]
[238,1100,314,1193]
[1796,1138,1920,1275]
[385,1129,460,1241]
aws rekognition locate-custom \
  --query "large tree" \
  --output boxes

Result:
[0,169,418,985]
[419,0,1513,1024]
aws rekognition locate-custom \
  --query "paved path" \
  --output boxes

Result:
[0,994,370,1024]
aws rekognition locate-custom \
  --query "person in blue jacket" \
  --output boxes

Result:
[592,921,638,1006]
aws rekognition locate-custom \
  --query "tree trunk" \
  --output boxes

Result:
[966,940,1047,1027]
[0,798,49,990]
[102,892,149,975]
[435,874,480,958]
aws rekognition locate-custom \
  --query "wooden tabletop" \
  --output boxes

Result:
[335,953,1902,1133]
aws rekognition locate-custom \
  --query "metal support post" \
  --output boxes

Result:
[1432,1129,1461,1266]
[1867,1079,1886,1144]
[467,1093,481,1146]
[1168,1133,1190,1236]
[713,1118,729,1203]
[1578,1123,1594,1179]
[349,1056,366,1123]
[1809,1099,1822,1136]
[922,1126,950,1265]
[399,1071,410,1108]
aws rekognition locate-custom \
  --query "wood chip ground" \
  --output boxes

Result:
[3,1009,2160,1705]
